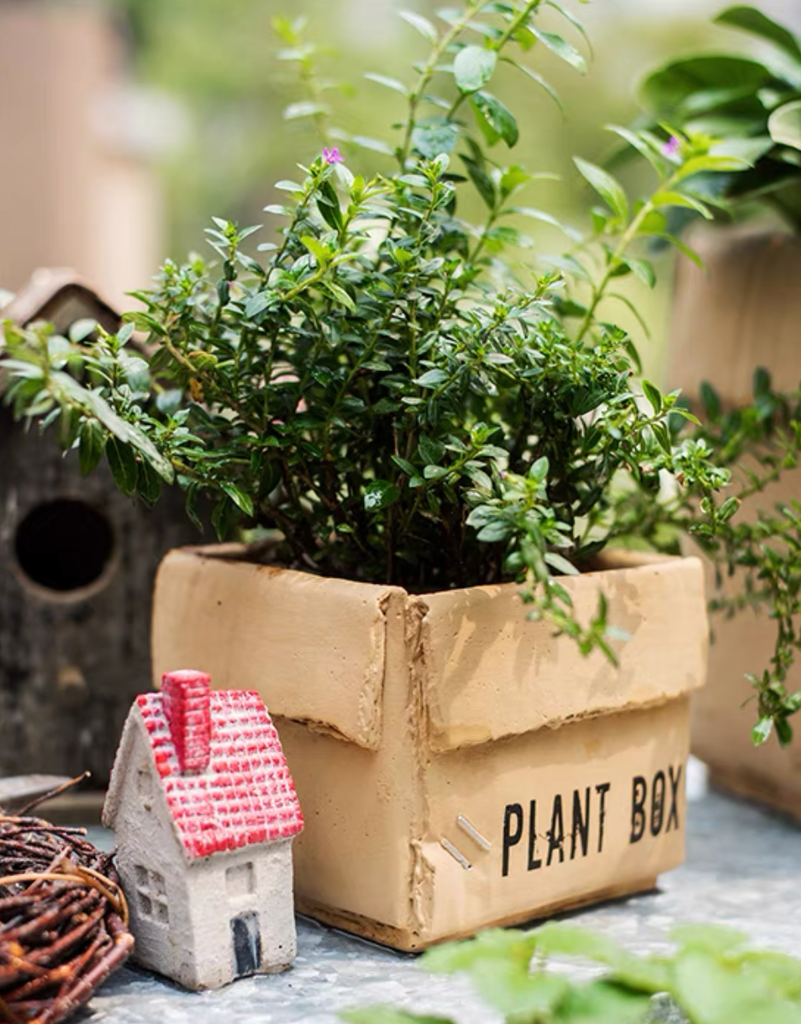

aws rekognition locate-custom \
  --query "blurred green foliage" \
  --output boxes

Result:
[345,922,801,1024]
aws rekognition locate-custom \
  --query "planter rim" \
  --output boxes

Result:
[175,541,698,600]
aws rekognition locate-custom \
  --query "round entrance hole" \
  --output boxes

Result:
[14,499,116,596]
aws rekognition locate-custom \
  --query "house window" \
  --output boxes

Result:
[226,862,255,898]
[133,866,169,924]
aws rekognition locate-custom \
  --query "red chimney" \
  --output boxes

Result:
[162,670,211,774]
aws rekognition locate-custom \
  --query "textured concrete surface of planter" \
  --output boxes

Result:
[151,546,707,950]
[670,225,801,819]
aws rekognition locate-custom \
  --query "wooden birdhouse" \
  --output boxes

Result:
[103,670,304,990]
[0,270,201,801]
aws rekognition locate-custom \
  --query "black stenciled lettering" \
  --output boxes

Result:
[630,776,647,843]
[546,795,565,866]
[502,803,523,877]
[651,770,666,836]
[571,788,590,860]
[595,782,611,853]
[667,764,683,832]
[528,800,542,871]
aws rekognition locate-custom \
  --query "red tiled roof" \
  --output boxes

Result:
[136,688,304,859]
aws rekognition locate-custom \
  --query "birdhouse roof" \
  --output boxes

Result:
[108,687,304,859]
[1,268,121,334]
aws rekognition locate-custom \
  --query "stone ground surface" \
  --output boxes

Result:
[80,762,800,1023]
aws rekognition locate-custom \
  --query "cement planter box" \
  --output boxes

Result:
[151,545,707,951]
[670,226,801,819]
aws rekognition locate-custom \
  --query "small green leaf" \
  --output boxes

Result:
[245,293,274,320]
[676,154,750,179]
[301,235,331,266]
[419,435,445,465]
[137,461,163,509]
[461,155,496,209]
[471,91,519,147]
[652,191,713,219]
[499,165,530,198]
[415,368,449,388]
[107,438,138,496]
[322,281,356,311]
[220,482,255,518]
[283,100,330,121]
[530,28,586,73]
[398,10,438,43]
[769,100,801,153]
[642,379,663,415]
[364,72,409,96]
[719,496,741,522]
[391,455,417,476]
[411,120,459,159]
[364,480,401,511]
[607,124,667,174]
[544,551,578,575]
[623,257,655,289]
[453,45,497,94]
[79,420,105,476]
[573,157,629,221]
[69,318,99,344]
[317,179,343,230]
[529,456,549,482]
[752,716,773,745]
[477,519,512,542]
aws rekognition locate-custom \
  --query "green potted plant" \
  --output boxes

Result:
[636,4,801,817]
[2,1,799,948]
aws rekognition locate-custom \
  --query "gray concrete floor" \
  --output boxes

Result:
[80,761,800,1023]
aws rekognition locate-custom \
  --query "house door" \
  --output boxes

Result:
[231,912,261,977]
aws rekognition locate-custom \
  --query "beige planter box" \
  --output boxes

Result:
[670,226,801,818]
[151,546,707,950]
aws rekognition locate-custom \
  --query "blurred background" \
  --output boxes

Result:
[1,0,800,376]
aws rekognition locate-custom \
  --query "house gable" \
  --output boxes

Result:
[103,706,185,865]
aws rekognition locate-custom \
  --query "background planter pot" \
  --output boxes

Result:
[670,225,801,818]
[151,546,707,951]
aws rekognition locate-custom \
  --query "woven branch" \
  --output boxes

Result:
[0,810,133,1024]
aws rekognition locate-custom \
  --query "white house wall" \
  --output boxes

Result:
[185,839,296,989]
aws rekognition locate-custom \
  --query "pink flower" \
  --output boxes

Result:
[663,136,681,159]
[323,146,344,165]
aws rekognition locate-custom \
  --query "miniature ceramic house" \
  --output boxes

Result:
[103,670,304,990]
